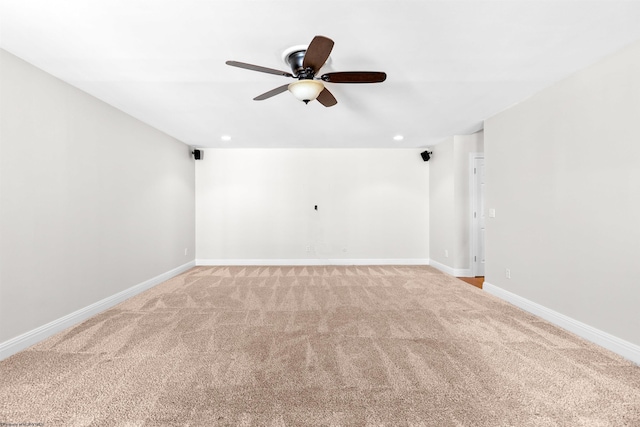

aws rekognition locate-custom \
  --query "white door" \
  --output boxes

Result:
[472,157,485,276]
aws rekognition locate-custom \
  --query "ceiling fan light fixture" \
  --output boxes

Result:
[288,80,324,104]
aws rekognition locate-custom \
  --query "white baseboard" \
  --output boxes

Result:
[484,282,640,365]
[0,261,196,361]
[196,259,430,266]
[429,259,472,277]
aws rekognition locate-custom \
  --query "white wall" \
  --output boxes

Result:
[429,137,455,268]
[484,39,640,348]
[429,132,484,275]
[196,149,429,264]
[0,49,195,344]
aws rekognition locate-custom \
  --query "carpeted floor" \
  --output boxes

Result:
[1,265,639,426]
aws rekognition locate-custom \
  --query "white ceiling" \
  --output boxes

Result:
[2,1,640,149]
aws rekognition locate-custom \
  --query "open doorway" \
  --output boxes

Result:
[470,155,485,278]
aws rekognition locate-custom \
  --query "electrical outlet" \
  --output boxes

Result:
[444,249,449,258]
[505,268,511,279]
[306,245,311,252]
[184,248,188,256]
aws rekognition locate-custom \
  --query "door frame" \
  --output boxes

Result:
[469,153,485,277]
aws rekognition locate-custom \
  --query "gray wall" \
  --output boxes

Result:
[196,149,429,263]
[0,49,196,343]
[484,39,640,346]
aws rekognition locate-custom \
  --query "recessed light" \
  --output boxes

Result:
[221,135,232,141]
[393,135,404,141]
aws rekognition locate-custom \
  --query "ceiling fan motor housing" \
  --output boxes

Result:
[286,50,314,78]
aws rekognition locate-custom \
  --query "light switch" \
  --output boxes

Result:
[489,208,496,218]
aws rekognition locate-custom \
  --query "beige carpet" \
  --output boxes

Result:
[1,265,639,426]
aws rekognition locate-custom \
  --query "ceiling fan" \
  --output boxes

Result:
[226,35,386,107]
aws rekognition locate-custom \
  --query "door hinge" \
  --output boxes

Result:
[474,167,476,174]
[474,212,476,218]
[474,256,477,262]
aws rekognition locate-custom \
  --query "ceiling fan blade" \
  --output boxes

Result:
[321,71,387,84]
[253,84,290,101]
[226,61,293,78]
[303,36,334,72]
[316,88,337,107]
